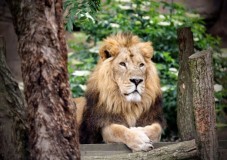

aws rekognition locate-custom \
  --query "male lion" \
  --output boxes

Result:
[76,33,165,152]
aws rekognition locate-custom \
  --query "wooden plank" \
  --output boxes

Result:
[81,141,226,157]
[81,140,197,160]
[80,142,177,157]
[80,143,130,152]
[218,140,227,149]
[219,149,227,160]
[81,140,227,158]
[80,143,131,157]
[80,142,177,151]
[81,151,130,157]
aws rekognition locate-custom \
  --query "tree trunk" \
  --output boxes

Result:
[82,140,198,160]
[189,50,218,160]
[6,1,80,160]
[0,36,27,159]
[177,27,196,140]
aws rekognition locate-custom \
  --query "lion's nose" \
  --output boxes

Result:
[130,78,143,86]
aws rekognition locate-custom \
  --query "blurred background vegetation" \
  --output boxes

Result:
[64,0,227,141]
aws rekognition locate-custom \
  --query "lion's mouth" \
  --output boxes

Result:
[124,90,140,96]
[123,90,141,102]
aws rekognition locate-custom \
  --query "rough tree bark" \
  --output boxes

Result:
[6,1,80,160]
[0,36,27,159]
[177,27,196,140]
[189,50,218,160]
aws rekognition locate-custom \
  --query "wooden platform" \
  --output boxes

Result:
[218,127,227,160]
[81,140,227,160]
[218,140,227,160]
[81,142,176,158]
[80,127,227,159]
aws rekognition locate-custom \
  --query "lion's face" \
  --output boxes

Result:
[84,33,161,125]
[112,47,146,102]
[86,33,160,113]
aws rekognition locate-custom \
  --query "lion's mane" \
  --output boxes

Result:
[79,33,164,143]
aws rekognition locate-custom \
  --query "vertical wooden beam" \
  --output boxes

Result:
[189,50,218,160]
[177,27,196,140]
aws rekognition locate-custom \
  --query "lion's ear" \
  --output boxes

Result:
[104,50,111,59]
[139,42,154,59]
[99,45,111,60]
[99,45,119,61]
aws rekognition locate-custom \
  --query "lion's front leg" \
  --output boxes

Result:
[131,122,162,142]
[102,124,153,152]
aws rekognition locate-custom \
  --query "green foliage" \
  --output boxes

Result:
[64,0,100,32]
[215,88,227,127]
[66,0,225,139]
[67,33,98,97]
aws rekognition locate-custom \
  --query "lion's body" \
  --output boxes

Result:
[77,33,165,151]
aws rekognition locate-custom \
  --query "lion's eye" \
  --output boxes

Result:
[139,63,145,67]
[119,62,126,67]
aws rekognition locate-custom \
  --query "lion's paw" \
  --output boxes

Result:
[130,127,145,132]
[126,127,153,152]
[130,127,148,141]
[135,141,154,152]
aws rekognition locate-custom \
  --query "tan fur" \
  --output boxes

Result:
[130,123,162,142]
[86,34,161,125]
[102,124,152,152]
[73,97,86,126]
[78,33,164,151]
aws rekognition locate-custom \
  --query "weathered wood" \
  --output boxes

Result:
[6,1,80,159]
[0,36,27,159]
[80,140,227,160]
[81,143,131,157]
[81,140,198,160]
[177,27,196,141]
[189,50,218,160]
[80,142,177,157]
[219,149,227,160]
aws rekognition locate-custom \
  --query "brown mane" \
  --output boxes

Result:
[79,33,164,145]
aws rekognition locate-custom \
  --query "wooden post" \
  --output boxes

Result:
[177,27,196,140]
[189,50,218,160]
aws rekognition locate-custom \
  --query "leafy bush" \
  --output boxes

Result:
[64,0,100,32]
[67,33,98,97]
[66,0,226,140]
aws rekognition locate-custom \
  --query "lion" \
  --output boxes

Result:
[75,33,165,152]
